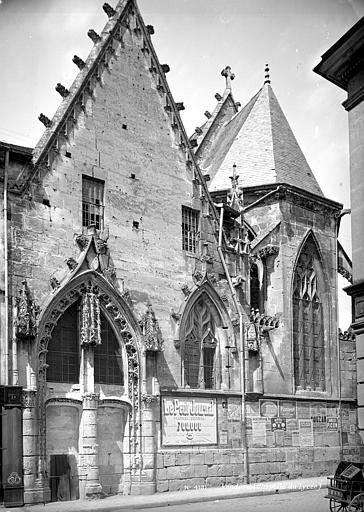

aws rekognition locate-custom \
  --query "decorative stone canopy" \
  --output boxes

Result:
[15,280,40,341]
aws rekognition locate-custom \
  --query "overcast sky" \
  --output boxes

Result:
[0,0,363,327]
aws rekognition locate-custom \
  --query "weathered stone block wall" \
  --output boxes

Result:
[245,400,362,482]
[155,449,245,492]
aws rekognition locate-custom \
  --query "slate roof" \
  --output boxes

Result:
[207,82,323,197]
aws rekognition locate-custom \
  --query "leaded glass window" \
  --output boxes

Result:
[184,296,219,389]
[94,313,124,385]
[293,237,325,391]
[46,302,80,383]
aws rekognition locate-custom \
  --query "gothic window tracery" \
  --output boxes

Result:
[183,295,221,389]
[46,300,124,386]
[292,237,325,391]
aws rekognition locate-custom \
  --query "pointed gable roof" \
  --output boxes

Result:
[207,82,323,197]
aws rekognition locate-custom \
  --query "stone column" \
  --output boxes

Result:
[138,395,158,494]
[22,389,50,504]
[79,391,102,498]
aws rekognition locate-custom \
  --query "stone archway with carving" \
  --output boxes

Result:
[35,269,143,489]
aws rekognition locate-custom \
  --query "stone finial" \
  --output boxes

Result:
[228,163,243,211]
[146,25,155,35]
[73,55,85,70]
[264,64,271,84]
[215,93,222,101]
[88,29,101,44]
[140,303,164,352]
[195,126,203,135]
[176,102,185,111]
[204,111,211,119]
[221,66,235,89]
[55,83,69,98]
[190,139,198,148]
[39,114,52,128]
[103,3,116,17]
[161,64,170,73]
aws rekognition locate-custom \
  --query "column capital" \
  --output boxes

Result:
[82,392,99,408]
[22,389,37,408]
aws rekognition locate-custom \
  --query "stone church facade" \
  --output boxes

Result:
[0,0,361,506]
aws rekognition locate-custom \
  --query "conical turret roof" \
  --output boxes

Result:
[207,81,323,196]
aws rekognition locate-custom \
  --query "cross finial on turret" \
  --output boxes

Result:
[221,66,235,90]
[264,64,271,84]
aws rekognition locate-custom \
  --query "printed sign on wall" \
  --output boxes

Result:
[161,396,217,446]
[279,401,296,419]
[298,419,314,446]
[260,400,278,418]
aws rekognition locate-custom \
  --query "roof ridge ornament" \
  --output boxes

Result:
[221,65,235,90]
[264,63,271,85]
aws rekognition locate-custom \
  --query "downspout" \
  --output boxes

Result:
[217,205,249,484]
[12,297,18,385]
[337,333,343,459]
[3,148,9,385]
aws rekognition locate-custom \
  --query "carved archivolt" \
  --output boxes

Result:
[36,270,142,481]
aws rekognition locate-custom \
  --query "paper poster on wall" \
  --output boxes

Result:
[297,403,311,419]
[260,400,278,418]
[252,417,267,446]
[271,418,286,431]
[286,419,299,431]
[298,419,314,446]
[161,396,217,446]
[327,404,338,417]
[292,431,300,446]
[228,398,241,421]
[327,418,338,431]
[279,401,296,419]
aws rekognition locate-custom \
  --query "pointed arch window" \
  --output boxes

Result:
[46,301,123,386]
[183,295,221,389]
[46,302,80,383]
[292,237,325,391]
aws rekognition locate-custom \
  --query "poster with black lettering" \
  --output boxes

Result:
[161,397,217,446]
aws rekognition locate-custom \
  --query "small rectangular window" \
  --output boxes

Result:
[82,175,104,230]
[182,206,199,253]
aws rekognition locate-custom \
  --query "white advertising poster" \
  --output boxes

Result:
[298,419,314,446]
[161,396,217,446]
[252,417,267,446]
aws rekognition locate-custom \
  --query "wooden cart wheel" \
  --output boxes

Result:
[348,492,364,511]
[330,498,349,511]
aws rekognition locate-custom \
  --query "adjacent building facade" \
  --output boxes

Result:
[0,0,361,506]
[314,16,364,442]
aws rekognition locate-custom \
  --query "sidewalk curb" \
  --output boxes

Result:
[5,477,328,512]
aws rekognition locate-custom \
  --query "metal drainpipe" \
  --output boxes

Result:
[12,297,18,385]
[3,148,9,385]
[217,205,249,484]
